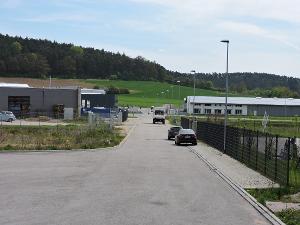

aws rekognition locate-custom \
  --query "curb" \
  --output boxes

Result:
[187,146,285,225]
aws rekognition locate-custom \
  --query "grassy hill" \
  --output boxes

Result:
[0,77,234,107]
[86,80,232,107]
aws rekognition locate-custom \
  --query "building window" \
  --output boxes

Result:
[204,109,211,114]
[81,100,85,107]
[204,104,211,106]
[194,108,200,114]
[194,103,201,106]
[235,104,242,107]
[235,109,242,115]
[215,109,222,114]
[227,109,232,115]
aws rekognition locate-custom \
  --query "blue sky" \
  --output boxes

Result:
[1,0,300,77]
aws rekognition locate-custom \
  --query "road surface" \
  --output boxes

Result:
[0,114,270,225]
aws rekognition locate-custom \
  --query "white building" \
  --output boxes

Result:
[186,96,300,116]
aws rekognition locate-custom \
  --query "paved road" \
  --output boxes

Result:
[0,114,270,225]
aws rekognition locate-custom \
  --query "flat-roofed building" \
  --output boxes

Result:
[186,96,300,116]
[0,84,117,119]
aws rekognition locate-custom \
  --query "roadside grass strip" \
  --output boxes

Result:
[0,124,123,151]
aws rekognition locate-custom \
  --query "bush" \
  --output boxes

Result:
[119,88,130,94]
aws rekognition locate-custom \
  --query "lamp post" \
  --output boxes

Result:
[177,80,181,100]
[221,40,229,153]
[191,70,196,115]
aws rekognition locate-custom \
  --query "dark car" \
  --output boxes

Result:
[168,126,182,140]
[175,129,197,146]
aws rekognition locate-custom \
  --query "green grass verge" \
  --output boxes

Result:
[247,188,300,225]
[85,79,236,107]
[276,209,300,225]
[247,188,292,205]
[0,124,123,150]
[194,115,300,138]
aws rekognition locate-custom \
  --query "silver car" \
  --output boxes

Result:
[0,111,16,122]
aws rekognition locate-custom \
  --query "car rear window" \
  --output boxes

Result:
[179,129,195,135]
[171,127,181,131]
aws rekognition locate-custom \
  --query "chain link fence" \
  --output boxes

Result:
[181,117,300,188]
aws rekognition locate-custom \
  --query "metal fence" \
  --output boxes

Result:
[181,117,300,187]
[0,109,128,127]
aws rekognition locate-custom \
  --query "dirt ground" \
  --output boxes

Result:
[0,77,94,88]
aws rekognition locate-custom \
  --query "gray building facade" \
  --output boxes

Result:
[186,96,300,116]
[0,87,81,116]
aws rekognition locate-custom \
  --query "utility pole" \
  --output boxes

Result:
[221,40,229,153]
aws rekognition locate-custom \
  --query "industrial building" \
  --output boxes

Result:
[186,96,300,116]
[0,83,117,119]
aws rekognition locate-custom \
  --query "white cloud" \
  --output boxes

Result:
[19,12,99,23]
[130,0,300,24]
[219,21,300,51]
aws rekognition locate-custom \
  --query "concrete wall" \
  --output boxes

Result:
[0,87,79,114]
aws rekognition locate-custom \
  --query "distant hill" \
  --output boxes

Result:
[0,33,300,96]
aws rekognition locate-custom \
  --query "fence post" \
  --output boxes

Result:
[248,131,251,165]
[264,133,268,175]
[287,137,291,186]
[242,127,245,162]
[275,135,278,181]
[256,130,259,170]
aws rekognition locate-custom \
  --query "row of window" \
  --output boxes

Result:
[194,103,242,107]
[194,109,243,115]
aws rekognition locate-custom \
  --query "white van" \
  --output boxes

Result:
[153,108,165,124]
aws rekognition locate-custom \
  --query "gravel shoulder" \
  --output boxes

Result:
[191,142,279,189]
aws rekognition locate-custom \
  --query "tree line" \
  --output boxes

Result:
[0,33,300,97]
[0,34,169,81]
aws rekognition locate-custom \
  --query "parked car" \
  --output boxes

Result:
[168,126,182,140]
[0,111,16,122]
[175,129,197,146]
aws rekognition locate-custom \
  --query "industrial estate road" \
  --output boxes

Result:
[0,114,270,225]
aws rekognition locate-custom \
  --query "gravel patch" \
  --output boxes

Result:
[191,142,279,189]
[266,201,300,213]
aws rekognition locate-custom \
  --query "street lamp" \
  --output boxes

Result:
[191,70,196,115]
[221,39,229,153]
[177,80,181,100]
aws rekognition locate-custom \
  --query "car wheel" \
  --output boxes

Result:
[8,118,13,123]
[168,136,171,140]
[192,142,197,146]
[162,120,165,124]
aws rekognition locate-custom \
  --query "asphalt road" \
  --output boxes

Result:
[0,114,270,225]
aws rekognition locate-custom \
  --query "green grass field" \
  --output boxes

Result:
[85,80,232,107]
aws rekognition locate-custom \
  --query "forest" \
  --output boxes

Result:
[0,33,299,97]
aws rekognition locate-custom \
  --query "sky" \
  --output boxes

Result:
[1,0,300,77]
